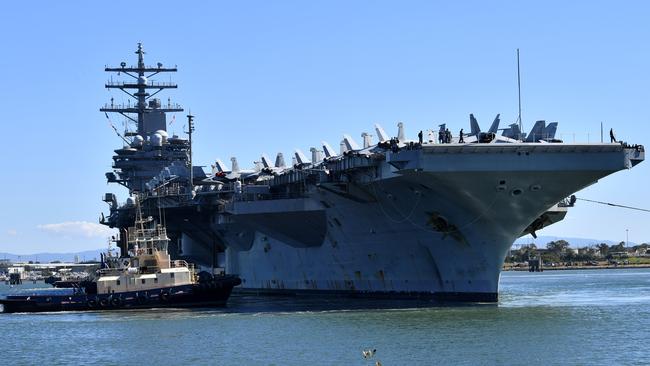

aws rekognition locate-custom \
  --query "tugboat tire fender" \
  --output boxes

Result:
[87,299,97,308]
[110,297,121,307]
[99,298,109,307]
[160,291,170,302]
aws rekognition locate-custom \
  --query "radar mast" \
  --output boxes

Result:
[100,44,188,193]
[101,43,183,137]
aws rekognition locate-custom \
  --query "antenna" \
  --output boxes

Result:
[185,113,195,188]
[600,121,604,143]
[105,112,131,146]
[517,48,523,136]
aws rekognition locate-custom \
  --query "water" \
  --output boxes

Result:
[2,269,650,365]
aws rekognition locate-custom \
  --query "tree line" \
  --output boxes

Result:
[507,240,650,264]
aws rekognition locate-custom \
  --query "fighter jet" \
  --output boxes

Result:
[259,153,288,175]
[524,120,560,143]
[212,158,231,177]
[212,157,261,181]
[501,123,523,141]
[463,114,501,143]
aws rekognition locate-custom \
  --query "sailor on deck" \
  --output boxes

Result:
[610,128,617,143]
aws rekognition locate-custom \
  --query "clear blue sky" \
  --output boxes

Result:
[1,1,648,254]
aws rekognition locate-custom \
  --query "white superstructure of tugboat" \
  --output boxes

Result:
[96,207,195,298]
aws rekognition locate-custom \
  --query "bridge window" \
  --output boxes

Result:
[141,279,146,284]
[116,280,121,286]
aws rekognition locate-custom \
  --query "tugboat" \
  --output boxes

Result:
[0,202,241,313]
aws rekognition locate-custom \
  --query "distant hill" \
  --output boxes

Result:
[0,249,105,263]
[514,235,637,248]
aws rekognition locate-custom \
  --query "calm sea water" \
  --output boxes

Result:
[2,269,650,365]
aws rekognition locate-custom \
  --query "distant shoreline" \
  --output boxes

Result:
[503,264,650,271]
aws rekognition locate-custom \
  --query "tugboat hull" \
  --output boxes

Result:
[0,276,241,313]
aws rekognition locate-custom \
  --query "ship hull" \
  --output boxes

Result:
[0,276,241,313]
[193,144,642,302]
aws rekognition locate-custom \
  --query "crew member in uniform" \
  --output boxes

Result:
[610,128,617,143]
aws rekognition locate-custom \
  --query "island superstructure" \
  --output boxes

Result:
[100,44,645,302]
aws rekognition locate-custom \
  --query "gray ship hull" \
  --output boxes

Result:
[184,143,643,302]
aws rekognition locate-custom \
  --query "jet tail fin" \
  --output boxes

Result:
[470,114,481,136]
[230,157,240,173]
[361,133,373,148]
[375,124,389,142]
[543,122,558,140]
[322,141,336,158]
[343,134,361,151]
[261,154,272,169]
[215,159,228,173]
[294,149,310,165]
[502,123,522,140]
[397,122,406,142]
[310,147,323,163]
[275,153,286,168]
[488,114,501,134]
[525,120,546,142]
[340,140,348,154]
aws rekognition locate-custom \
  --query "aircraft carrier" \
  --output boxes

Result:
[100,44,645,302]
